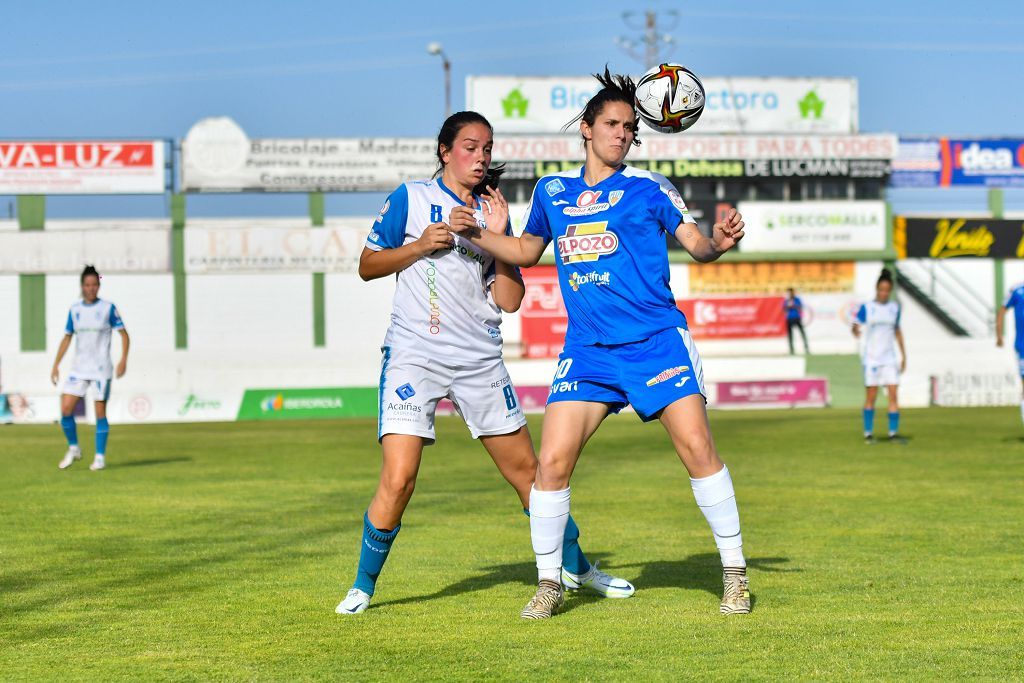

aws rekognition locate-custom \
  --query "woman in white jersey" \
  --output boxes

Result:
[449,69,751,619]
[51,265,129,471]
[852,268,906,443]
[335,112,633,615]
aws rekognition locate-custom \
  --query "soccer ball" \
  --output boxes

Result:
[634,63,706,134]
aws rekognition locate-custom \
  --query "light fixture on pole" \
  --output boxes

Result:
[426,42,451,119]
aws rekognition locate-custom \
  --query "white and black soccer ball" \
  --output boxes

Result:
[634,63,706,134]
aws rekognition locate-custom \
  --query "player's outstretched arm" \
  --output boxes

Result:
[357,225,453,281]
[448,214,547,267]
[675,208,745,263]
[449,187,547,267]
[51,334,72,385]
[116,328,130,378]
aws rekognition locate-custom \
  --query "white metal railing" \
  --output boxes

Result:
[897,260,994,337]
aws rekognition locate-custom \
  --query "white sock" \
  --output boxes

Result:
[690,465,745,568]
[529,485,570,582]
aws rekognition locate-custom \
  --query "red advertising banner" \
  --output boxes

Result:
[714,378,829,408]
[0,140,166,194]
[675,296,786,339]
[520,265,567,358]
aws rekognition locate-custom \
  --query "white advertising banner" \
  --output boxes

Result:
[181,118,436,192]
[0,394,60,424]
[931,372,1020,407]
[736,201,887,253]
[0,140,166,194]
[184,219,372,273]
[0,228,170,274]
[108,392,242,423]
[467,76,858,134]
[490,134,896,162]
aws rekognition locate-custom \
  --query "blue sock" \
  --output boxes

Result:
[888,411,899,435]
[523,509,591,575]
[353,512,400,596]
[561,514,591,575]
[95,418,109,455]
[862,408,875,435]
[60,415,78,447]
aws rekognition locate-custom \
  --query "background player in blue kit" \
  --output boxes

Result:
[450,70,751,619]
[335,112,633,615]
[852,268,906,443]
[784,287,810,355]
[996,281,1024,427]
[50,265,129,471]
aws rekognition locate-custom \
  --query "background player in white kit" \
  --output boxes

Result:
[335,112,633,615]
[852,268,906,443]
[51,265,130,470]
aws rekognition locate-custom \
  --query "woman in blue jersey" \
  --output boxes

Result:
[450,69,750,619]
[336,111,633,615]
[851,268,906,443]
[996,281,1024,428]
[50,265,129,471]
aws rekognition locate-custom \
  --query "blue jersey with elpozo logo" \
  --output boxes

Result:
[522,165,696,346]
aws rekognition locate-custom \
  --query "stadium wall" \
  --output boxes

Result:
[2,213,1019,422]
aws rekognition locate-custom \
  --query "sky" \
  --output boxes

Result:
[3,0,1024,217]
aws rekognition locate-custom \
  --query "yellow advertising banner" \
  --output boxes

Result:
[689,261,856,295]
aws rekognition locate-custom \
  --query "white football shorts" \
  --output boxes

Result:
[61,375,112,401]
[377,346,527,443]
[863,362,900,387]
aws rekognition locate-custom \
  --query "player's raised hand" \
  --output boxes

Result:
[480,186,509,234]
[448,205,481,235]
[712,208,745,253]
[415,222,454,255]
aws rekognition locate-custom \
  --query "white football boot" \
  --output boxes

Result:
[89,454,106,471]
[335,588,371,615]
[561,561,636,598]
[58,446,82,470]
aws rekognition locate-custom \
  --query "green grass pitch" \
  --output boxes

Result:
[2,408,1022,680]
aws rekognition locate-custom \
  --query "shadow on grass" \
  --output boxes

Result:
[618,554,798,598]
[372,560,541,609]
[373,553,621,612]
[372,553,796,610]
[114,456,193,468]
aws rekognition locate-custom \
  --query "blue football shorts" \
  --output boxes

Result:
[547,327,706,422]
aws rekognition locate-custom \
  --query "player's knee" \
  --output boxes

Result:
[536,452,572,489]
[682,434,717,466]
[380,472,417,503]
